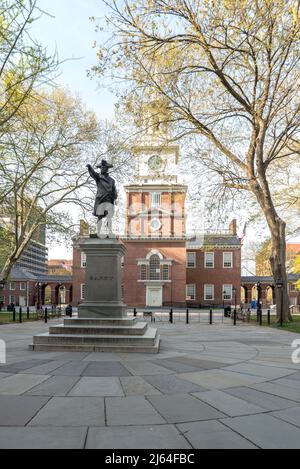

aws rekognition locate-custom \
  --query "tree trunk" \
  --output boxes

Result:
[269,218,291,322]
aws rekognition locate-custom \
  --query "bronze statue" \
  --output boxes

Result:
[87,160,117,238]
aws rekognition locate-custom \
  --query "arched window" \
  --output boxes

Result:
[149,255,160,280]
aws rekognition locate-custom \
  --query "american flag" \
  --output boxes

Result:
[240,223,247,244]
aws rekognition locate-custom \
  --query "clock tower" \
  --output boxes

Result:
[122,101,187,308]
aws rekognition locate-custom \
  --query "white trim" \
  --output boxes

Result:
[223,284,233,300]
[223,252,233,268]
[80,284,85,300]
[20,282,26,291]
[146,250,164,260]
[186,284,196,300]
[81,252,87,268]
[187,252,196,268]
[9,282,15,291]
[204,284,214,301]
[204,252,215,268]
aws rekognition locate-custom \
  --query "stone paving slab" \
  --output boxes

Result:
[69,377,124,397]
[0,374,50,395]
[224,363,296,379]
[280,371,300,381]
[144,374,207,395]
[105,396,165,426]
[26,375,80,397]
[0,427,87,449]
[0,373,12,381]
[272,377,300,389]
[123,361,173,376]
[179,369,267,390]
[0,395,50,426]
[51,361,89,376]
[147,394,225,423]
[224,387,298,411]
[270,406,300,428]
[0,359,52,374]
[22,360,71,375]
[176,420,257,449]
[250,382,300,402]
[29,397,105,427]
[86,425,191,449]
[82,362,132,377]
[192,390,265,417]
[152,358,200,373]
[120,376,162,396]
[221,414,300,449]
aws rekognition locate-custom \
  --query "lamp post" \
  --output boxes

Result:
[276,280,284,327]
[59,284,64,312]
[36,282,42,311]
[0,279,6,311]
[255,281,261,322]
[232,287,237,325]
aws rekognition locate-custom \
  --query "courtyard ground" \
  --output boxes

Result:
[0,319,300,449]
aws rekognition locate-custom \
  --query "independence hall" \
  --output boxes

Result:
[72,113,242,309]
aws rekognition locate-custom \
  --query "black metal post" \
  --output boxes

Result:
[12,306,16,322]
[267,309,271,325]
[45,307,48,324]
[259,309,262,326]
[169,308,173,324]
[186,308,189,324]
[19,307,22,323]
[133,307,137,317]
[233,308,237,326]
[27,306,30,320]
[209,308,213,325]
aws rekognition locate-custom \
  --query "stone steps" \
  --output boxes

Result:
[49,322,148,336]
[64,318,138,327]
[30,328,160,353]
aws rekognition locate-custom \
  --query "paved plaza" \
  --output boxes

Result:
[0,319,300,448]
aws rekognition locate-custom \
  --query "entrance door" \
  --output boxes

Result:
[147,287,163,307]
[19,296,26,307]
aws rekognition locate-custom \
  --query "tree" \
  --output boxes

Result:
[92,0,300,320]
[0,0,57,137]
[0,88,100,281]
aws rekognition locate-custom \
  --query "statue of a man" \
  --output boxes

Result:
[87,160,117,238]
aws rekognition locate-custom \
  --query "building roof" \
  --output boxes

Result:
[8,267,72,284]
[9,267,37,281]
[241,274,300,284]
[187,233,241,249]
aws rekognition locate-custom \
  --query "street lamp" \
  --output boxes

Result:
[255,281,261,321]
[35,282,42,311]
[232,287,237,325]
[0,280,6,312]
[59,284,64,312]
[276,280,284,327]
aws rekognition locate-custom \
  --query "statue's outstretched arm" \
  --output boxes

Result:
[86,164,99,181]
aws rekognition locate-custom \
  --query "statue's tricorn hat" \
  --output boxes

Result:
[96,159,113,169]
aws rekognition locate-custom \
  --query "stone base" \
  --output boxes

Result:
[78,302,127,319]
[30,317,160,354]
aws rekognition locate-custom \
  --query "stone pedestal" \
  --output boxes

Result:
[30,236,160,353]
[78,237,127,319]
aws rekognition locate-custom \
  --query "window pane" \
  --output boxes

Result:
[223,284,232,300]
[223,252,233,268]
[81,284,85,300]
[162,265,169,280]
[186,284,195,300]
[151,192,161,207]
[81,252,87,268]
[149,255,160,280]
[187,252,196,267]
[204,284,214,300]
[140,264,147,280]
[205,252,214,268]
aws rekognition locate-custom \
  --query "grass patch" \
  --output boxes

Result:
[250,315,300,333]
[0,312,40,324]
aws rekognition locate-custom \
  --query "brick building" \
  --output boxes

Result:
[72,114,242,309]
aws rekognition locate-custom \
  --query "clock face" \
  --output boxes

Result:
[148,155,164,171]
[150,218,162,231]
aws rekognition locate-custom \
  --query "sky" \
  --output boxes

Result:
[30,0,300,263]
[31,0,116,258]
